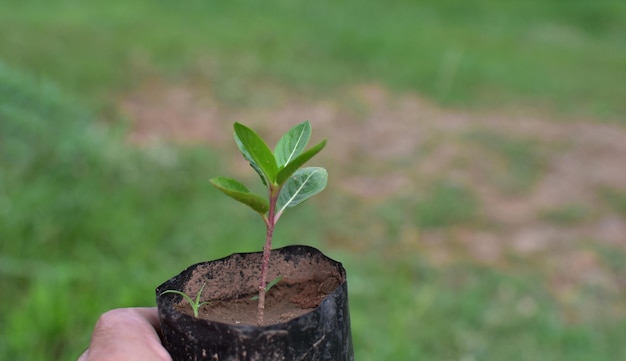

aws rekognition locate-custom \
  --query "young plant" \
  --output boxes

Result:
[161,284,211,318]
[210,120,327,325]
[250,276,283,301]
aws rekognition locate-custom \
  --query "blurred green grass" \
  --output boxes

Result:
[3,68,626,359]
[0,64,261,359]
[1,0,625,118]
[465,130,546,193]
[415,181,480,229]
[2,1,626,360]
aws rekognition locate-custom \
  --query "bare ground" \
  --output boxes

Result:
[121,81,626,312]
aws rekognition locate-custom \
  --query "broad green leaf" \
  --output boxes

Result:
[234,122,278,183]
[209,177,269,214]
[274,121,311,167]
[235,134,268,186]
[276,139,326,185]
[276,167,328,218]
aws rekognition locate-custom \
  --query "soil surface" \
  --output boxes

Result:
[175,278,338,325]
[164,246,344,326]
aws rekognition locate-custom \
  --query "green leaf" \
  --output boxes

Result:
[235,133,268,186]
[276,139,326,185]
[160,284,211,318]
[234,122,278,184]
[276,167,328,219]
[160,289,196,308]
[250,276,283,300]
[274,121,311,167]
[209,177,269,214]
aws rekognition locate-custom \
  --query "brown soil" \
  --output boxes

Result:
[175,279,336,325]
[167,246,343,326]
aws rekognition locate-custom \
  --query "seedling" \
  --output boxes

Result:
[250,276,283,301]
[161,283,211,318]
[210,121,327,325]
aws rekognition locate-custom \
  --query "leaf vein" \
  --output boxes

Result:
[285,129,306,165]
[277,169,321,217]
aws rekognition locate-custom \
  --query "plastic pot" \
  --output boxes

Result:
[156,245,354,361]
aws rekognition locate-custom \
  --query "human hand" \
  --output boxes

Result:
[77,307,172,361]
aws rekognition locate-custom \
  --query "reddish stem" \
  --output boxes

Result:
[257,186,278,326]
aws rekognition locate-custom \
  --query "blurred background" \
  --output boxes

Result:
[1,1,626,360]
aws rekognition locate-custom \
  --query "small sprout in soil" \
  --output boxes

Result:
[210,120,327,325]
[250,276,283,301]
[161,283,211,318]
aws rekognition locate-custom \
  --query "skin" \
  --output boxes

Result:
[77,308,172,361]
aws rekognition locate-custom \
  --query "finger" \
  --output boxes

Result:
[85,308,171,361]
[132,307,165,340]
[132,307,161,331]
[77,348,88,361]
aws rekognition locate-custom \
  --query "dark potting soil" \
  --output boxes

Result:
[172,277,341,326]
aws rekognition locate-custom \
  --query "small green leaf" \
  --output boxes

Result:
[251,276,283,300]
[161,290,196,309]
[276,139,326,185]
[274,121,311,167]
[161,284,211,318]
[234,122,278,183]
[210,177,269,214]
[235,134,268,186]
[276,167,328,219]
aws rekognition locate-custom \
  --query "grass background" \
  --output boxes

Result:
[1,1,626,360]
[2,0,626,118]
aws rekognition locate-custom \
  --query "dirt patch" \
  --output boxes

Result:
[121,81,626,295]
[122,81,229,146]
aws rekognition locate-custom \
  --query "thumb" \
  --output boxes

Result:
[80,308,171,361]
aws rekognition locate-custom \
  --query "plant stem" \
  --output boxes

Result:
[257,187,278,326]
